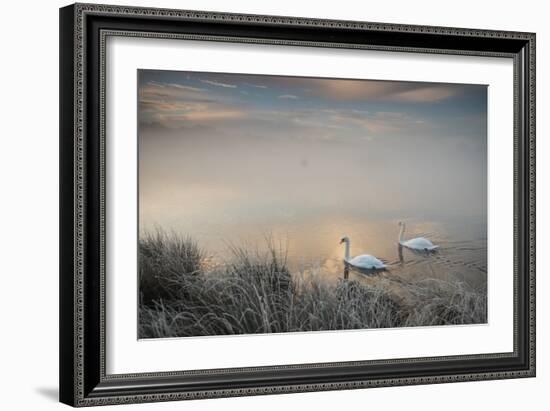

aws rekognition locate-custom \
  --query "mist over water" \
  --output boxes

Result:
[139,127,487,289]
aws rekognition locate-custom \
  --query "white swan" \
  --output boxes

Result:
[398,222,438,251]
[339,236,386,270]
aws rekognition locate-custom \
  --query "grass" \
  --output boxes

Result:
[138,231,487,338]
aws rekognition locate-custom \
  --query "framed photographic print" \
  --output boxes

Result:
[59,3,536,407]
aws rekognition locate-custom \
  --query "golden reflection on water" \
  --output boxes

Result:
[141,211,487,290]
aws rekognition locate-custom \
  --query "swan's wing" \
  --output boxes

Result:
[349,254,386,269]
[401,237,437,250]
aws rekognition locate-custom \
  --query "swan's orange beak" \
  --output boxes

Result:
[339,239,344,244]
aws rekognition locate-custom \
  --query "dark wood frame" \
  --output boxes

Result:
[60,3,536,407]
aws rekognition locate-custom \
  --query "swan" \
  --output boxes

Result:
[339,236,386,270]
[398,221,438,251]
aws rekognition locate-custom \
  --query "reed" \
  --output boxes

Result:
[138,231,487,338]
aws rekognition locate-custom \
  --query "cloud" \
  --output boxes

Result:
[278,94,299,100]
[390,85,458,102]
[139,81,246,128]
[261,107,427,137]
[326,110,422,134]
[301,79,466,103]
[182,110,246,121]
[140,101,208,113]
[246,107,428,141]
[245,83,268,89]
[141,103,247,128]
[140,81,211,104]
[200,79,237,88]
[164,83,207,93]
[226,75,465,103]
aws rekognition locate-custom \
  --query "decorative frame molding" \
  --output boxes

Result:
[60,3,535,407]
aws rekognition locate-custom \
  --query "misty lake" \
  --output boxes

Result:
[139,124,487,292]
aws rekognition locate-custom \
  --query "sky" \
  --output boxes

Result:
[138,70,487,141]
[137,69,487,256]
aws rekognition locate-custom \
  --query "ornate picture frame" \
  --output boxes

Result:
[59,3,535,407]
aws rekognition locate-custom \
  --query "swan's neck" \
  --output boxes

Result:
[344,240,350,261]
[399,224,405,243]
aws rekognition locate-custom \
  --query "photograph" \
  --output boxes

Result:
[55,1,537,407]
[137,69,489,339]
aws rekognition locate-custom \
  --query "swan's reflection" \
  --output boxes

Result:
[343,261,384,279]
[398,243,438,266]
